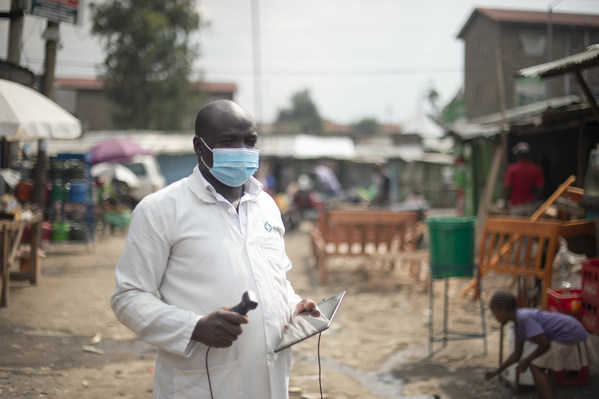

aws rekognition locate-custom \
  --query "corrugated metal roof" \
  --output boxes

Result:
[354,142,423,163]
[55,78,103,90]
[458,8,599,38]
[517,45,599,78]
[56,78,237,94]
[49,131,357,160]
[450,95,582,140]
[259,134,355,159]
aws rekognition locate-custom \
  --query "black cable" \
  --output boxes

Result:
[208,333,324,399]
[205,347,214,399]
[318,332,323,399]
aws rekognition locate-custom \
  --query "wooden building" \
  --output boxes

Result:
[457,8,599,120]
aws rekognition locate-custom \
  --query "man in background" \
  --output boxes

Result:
[369,163,391,208]
[503,142,545,217]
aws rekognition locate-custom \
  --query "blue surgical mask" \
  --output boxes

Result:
[199,137,260,187]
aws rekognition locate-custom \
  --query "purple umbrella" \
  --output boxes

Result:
[88,137,153,164]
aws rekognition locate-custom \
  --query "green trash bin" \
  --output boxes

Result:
[426,216,476,278]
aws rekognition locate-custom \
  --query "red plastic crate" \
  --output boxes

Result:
[555,366,588,386]
[581,259,599,301]
[580,295,599,334]
[546,288,582,317]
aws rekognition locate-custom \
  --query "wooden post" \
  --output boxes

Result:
[33,21,59,208]
[7,0,25,64]
[573,71,599,125]
[475,135,507,248]
[1,226,10,307]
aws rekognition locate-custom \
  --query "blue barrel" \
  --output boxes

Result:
[69,184,87,203]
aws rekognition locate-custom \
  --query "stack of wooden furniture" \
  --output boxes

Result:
[310,208,421,284]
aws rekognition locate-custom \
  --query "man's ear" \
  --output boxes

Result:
[193,136,202,155]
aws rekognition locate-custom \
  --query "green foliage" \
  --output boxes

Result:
[351,117,380,135]
[439,89,465,127]
[90,0,200,130]
[427,87,440,121]
[276,89,322,134]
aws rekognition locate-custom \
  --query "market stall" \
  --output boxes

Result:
[0,79,82,307]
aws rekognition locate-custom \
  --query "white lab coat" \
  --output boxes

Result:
[111,167,301,398]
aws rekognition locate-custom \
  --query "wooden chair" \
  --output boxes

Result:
[477,216,563,310]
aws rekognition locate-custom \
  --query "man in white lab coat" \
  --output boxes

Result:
[111,100,317,398]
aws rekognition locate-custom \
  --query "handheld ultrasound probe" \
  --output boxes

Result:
[230,290,258,315]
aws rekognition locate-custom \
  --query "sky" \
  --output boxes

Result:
[1,0,599,126]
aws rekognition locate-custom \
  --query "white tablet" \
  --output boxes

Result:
[274,291,346,353]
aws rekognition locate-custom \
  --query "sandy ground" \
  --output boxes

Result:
[1,216,598,399]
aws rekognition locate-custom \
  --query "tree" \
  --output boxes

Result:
[351,117,380,135]
[276,89,322,134]
[439,87,465,127]
[426,87,440,121]
[90,0,200,130]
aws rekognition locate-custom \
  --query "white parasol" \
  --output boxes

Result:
[0,79,81,141]
[91,162,141,188]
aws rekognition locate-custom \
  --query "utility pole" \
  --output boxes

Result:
[546,0,565,98]
[251,0,263,125]
[32,20,60,208]
[7,0,26,64]
[41,21,59,97]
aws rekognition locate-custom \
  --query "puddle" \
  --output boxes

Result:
[292,346,438,398]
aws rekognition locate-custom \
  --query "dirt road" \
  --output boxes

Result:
[1,223,597,398]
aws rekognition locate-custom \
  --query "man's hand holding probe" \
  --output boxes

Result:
[192,308,249,348]
[192,295,319,347]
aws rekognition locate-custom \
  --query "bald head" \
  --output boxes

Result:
[195,100,256,139]
[192,100,259,190]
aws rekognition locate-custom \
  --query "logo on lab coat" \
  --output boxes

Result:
[264,222,273,232]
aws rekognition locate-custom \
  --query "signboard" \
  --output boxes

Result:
[29,0,83,25]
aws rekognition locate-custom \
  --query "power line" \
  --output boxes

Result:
[18,57,465,76]
[201,66,463,76]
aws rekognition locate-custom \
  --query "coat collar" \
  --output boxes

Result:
[189,165,263,204]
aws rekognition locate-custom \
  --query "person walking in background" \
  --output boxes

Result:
[484,291,596,399]
[110,100,317,398]
[312,161,342,198]
[369,163,391,208]
[503,142,545,216]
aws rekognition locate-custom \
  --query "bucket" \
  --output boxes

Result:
[426,216,476,278]
[501,328,535,386]
[51,221,70,242]
[50,182,68,202]
[15,180,33,202]
[69,184,87,203]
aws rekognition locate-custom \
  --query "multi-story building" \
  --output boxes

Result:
[457,8,599,120]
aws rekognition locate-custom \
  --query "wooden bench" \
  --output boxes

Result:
[311,208,420,284]
[476,216,594,310]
